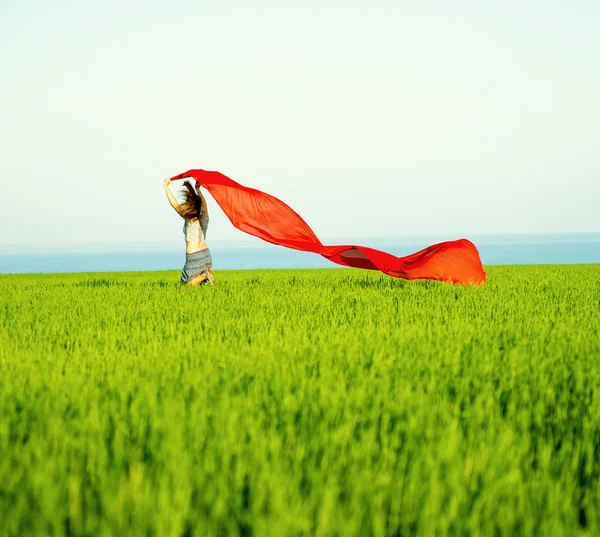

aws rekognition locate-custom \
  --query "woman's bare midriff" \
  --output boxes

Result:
[186,240,208,254]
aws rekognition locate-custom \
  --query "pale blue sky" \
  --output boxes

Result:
[1,0,598,247]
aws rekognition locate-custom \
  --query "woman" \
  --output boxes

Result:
[164,178,215,286]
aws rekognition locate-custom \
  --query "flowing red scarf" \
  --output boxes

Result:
[170,170,486,285]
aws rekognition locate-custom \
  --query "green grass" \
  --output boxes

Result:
[1,265,599,537]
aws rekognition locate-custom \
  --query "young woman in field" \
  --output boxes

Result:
[164,178,215,286]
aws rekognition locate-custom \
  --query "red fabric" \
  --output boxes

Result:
[170,170,487,285]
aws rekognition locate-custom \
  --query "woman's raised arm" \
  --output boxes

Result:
[164,178,182,214]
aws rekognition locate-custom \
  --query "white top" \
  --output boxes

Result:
[183,217,208,242]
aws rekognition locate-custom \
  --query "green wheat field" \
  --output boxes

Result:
[1,265,599,537]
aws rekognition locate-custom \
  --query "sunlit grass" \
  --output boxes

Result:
[1,265,599,536]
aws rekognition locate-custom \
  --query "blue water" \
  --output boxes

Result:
[1,234,599,274]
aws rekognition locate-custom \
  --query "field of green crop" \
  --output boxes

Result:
[1,265,599,537]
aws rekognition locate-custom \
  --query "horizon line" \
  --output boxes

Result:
[1,231,600,254]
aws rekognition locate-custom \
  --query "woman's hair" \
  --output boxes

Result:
[178,181,202,221]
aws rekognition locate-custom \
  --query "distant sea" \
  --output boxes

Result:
[1,233,599,274]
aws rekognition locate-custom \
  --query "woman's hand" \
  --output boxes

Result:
[164,178,171,188]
